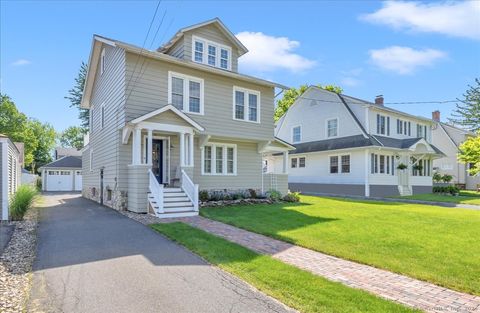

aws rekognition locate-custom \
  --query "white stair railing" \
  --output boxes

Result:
[149,170,164,213]
[181,169,199,212]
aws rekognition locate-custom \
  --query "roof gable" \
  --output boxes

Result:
[129,104,204,131]
[158,18,248,56]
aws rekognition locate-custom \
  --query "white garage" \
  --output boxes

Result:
[39,156,82,192]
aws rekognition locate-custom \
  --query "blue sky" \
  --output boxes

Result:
[1,0,479,132]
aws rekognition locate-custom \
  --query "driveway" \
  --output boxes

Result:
[28,193,292,313]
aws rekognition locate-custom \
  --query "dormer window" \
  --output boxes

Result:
[376,114,390,136]
[192,36,231,70]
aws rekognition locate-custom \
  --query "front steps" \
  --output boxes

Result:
[398,185,413,196]
[148,187,198,218]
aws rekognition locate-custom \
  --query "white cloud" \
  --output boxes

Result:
[11,59,31,66]
[361,1,480,40]
[369,46,446,75]
[340,68,363,87]
[236,32,316,72]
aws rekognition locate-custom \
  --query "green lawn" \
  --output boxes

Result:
[201,195,480,295]
[394,191,480,205]
[151,222,417,313]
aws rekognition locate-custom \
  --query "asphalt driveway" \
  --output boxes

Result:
[28,193,292,313]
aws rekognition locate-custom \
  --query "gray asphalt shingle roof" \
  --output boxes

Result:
[40,156,82,169]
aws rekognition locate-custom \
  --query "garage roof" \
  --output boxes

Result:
[40,156,82,169]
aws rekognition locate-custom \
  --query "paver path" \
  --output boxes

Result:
[130,214,480,313]
[29,193,294,313]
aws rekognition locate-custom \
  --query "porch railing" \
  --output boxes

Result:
[149,169,164,213]
[181,169,199,212]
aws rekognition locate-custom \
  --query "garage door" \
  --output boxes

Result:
[46,170,73,191]
[74,170,82,191]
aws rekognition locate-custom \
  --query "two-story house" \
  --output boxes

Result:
[431,110,479,190]
[272,86,444,197]
[80,18,292,218]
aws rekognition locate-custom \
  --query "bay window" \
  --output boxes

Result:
[233,87,260,122]
[202,143,237,175]
[168,71,204,114]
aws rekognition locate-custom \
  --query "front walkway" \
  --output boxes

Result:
[124,212,480,313]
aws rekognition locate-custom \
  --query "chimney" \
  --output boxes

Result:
[375,95,384,106]
[432,110,440,122]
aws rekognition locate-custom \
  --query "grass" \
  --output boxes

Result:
[9,185,38,221]
[201,195,480,295]
[151,222,417,313]
[394,190,480,205]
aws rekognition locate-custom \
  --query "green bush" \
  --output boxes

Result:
[199,190,209,202]
[432,172,442,183]
[283,192,300,202]
[9,185,38,221]
[266,189,282,201]
[35,177,42,191]
[442,174,453,183]
[432,185,459,196]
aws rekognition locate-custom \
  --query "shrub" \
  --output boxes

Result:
[248,189,258,199]
[442,174,453,183]
[433,185,459,195]
[9,185,38,221]
[35,177,42,191]
[283,192,300,202]
[266,189,282,201]
[199,190,209,202]
[432,172,442,183]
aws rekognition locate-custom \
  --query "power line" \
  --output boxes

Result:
[291,94,460,106]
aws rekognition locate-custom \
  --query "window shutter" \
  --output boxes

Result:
[408,122,411,136]
[376,114,380,133]
[387,117,390,136]
[371,153,374,174]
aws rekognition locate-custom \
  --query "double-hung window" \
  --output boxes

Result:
[233,87,260,122]
[330,156,338,173]
[371,153,394,175]
[192,36,231,70]
[291,158,297,168]
[327,118,338,138]
[341,155,350,173]
[417,124,427,140]
[202,143,236,175]
[291,157,305,168]
[330,155,350,174]
[168,71,204,114]
[376,114,390,135]
[292,126,301,143]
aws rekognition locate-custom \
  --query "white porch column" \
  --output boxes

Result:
[189,133,194,166]
[282,151,288,174]
[147,130,153,165]
[132,128,142,165]
[179,132,185,167]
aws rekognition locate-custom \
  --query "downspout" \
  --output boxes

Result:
[365,149,370,197]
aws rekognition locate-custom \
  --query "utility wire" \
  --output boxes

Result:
[292,94,460,105]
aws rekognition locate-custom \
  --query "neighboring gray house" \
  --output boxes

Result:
[431,111,479,190]
[272,87,444,197]
[39,156,82,192]
[80,18,292,218]
[54,147,82,160]
[0,134,21,221]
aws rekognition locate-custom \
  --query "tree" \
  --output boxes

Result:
[59,126,84,150]
[29,119,56,172]
[458,134,480,176]
[448,78,480,132]
[0,94,38,166]
[274,84,343,121]
[0,94,56,171]
[65,62,89,132]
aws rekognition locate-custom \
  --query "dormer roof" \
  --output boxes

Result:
[157,18,248,56]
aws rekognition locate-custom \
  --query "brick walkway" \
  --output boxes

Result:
[146,215,480,313]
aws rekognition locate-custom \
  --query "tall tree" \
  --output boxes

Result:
[458,134,480,176]
[274,84,343,122]
[65,62,89,132]
[28,119,56,172]
[448,78,480,132]
[0,94,38,165]
[59,126,84,150]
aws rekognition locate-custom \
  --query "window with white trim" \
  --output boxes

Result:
[100,48,106,75]
[376,114,390,135]
[330,156,338,174]
[291,157,305,168]
[330,154,350,174]
[233,87,260,122]
[371,153,394,175]
[397,119,409,135]
[101,103,105,129]
[192,36,231,70]
[168,71,204,114]
[202,143,236,175]
[416,124,427,140]
[292,126,301,143]
[327,118,338,138]
[291,158,297,168]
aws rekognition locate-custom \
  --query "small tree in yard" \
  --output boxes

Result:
[458,134,480,176]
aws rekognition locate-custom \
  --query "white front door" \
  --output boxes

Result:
[74,170,82,191]
[46,170,73,191]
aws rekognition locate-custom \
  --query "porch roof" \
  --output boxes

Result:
[129,104,205,131]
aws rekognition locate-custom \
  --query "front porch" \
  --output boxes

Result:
[123,105,204,218]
